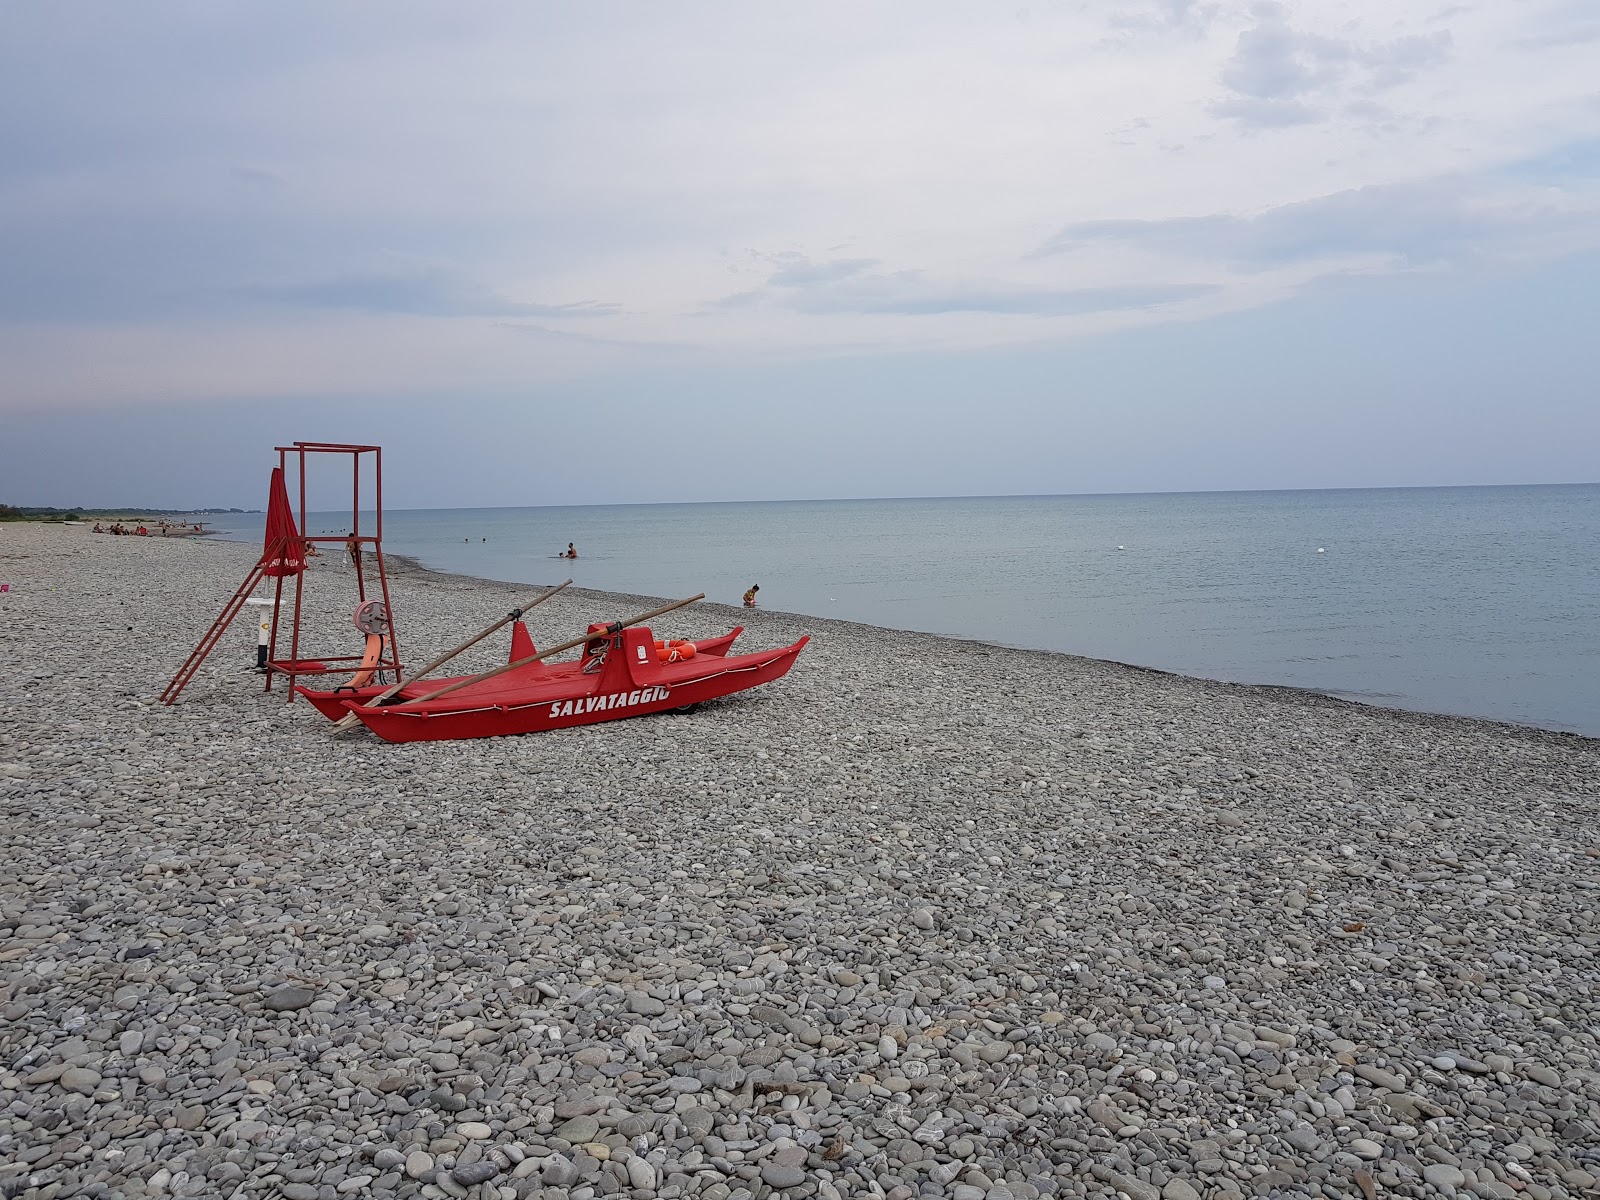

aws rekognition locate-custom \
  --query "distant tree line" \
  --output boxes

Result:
[0,505,251,522]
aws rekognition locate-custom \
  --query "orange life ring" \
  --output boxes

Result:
[654,638,696,663]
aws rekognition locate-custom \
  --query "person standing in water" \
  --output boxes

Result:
[743,584,759,607]
[566,542,578,559]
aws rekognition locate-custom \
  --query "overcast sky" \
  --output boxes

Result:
[3,2,1598,508]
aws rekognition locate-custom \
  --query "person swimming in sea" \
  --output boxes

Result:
[743,584,759,607]
[565,542,578,559]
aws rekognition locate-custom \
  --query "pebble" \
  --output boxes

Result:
[59,1066,101,1094]
[261,984,315,1012]
[627,1156,658,1190]
[453,1161,500,1185]
[1,524,1596,1200]
[556,1115,600,1144]
[1425,1164,1468,1189]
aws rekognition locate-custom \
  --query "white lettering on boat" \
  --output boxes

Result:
[550,686,670,719]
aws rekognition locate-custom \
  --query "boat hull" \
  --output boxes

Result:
[296,627,746,723]
[341,637,807,743]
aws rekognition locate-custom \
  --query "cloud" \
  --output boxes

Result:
[1500,137,1600,186]
[1212,3,1452,126]
[1034,177,1600,270]
[1,1,1597,404]
[1106,0,1216,37]
[766,256,878,286]
[229,165,285,189]
[240,268,619,319]
[770,272,1218,317]
[1515,0,1600,47]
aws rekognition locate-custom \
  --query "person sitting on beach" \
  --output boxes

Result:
[136,525,148,536]
[93,523,104,533]
[743,584,759,608]
[566,542,578,559]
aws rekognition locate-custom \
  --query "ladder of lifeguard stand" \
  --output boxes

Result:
[158,538,286,704]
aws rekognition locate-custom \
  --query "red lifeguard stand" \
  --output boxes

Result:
[262,442,403,700]
[160,441,405,705]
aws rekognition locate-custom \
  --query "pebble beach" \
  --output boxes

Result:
[1,523,1597,1200]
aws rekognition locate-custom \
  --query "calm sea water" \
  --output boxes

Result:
[209,485,1600,736]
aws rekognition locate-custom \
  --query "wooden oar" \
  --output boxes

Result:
[389,593,705,710]
[331,579,572,731]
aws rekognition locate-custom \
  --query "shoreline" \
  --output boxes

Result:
[3,522,1598,1200]
[372,543,1595,748]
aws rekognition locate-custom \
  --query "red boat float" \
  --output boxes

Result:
[299,617,807,744]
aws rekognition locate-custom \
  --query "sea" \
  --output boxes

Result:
[207,484,1600,737]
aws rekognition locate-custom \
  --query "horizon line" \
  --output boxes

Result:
[55,477,1598,514]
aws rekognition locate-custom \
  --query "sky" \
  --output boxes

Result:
[2,1,1598,508]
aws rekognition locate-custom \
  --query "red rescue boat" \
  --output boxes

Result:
[297,622,807,743]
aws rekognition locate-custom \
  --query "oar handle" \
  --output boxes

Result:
[404,593,705,706]
[332,579,571,729]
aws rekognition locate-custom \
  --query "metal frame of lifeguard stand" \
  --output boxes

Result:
[264,441,404,701]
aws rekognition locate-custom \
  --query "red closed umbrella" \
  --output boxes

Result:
[261,467,305,577]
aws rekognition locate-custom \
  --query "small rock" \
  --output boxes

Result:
[556,1115,599,1144]
[1424,1164,1466,1189]
[684,1107,714,1138]
[1163,1181,1201,1200]
[456,1121,492,1139]
[911,907,935,930]
[119,1030,144,1056]
[543,1154,580,1186]
[761,1163,806,1189]
[374,1148,406,1171]
[627,993,665,1016]
[262,985,315,1012]
[1353,1063,1406,1092]
[1283,1125,1323,1153]
[627,1156,658,1190]
[1115,1177,1160,1200]
[453,1161,500,1185]
[1350,1139,1383,1160]
[405,1150,435,1179]
[1524,1064,1562,1088]
[60,1066,102,1095]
